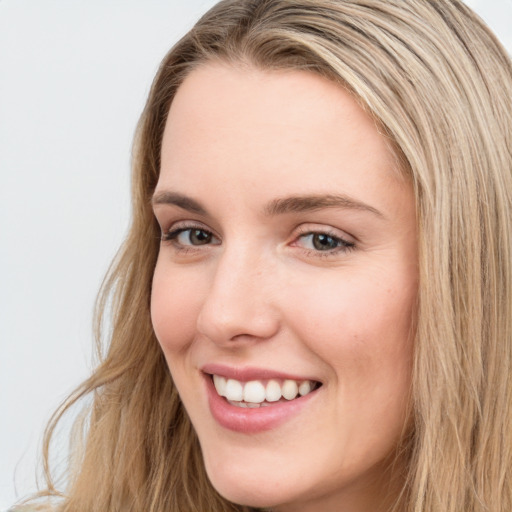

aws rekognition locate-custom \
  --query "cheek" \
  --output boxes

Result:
[150,260,204,355]
[288,271,415,453]
[285,267,416,382]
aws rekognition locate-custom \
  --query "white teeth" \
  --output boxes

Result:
[227,400,248,408]
[225,379,243,401]
[213,375,318,404]
[213,375,227,396]
[298,380,312,396]
[243,380,266,403]
[228,400,267,408]
[265,379,282,402]
[282,379,299,400]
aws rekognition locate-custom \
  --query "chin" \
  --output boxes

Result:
[202,453,296,509]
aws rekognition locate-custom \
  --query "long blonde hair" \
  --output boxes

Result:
[24,1,512,511]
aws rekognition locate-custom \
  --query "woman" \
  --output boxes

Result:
[18,0,512,511]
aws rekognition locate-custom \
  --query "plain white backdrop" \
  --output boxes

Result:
[1,0,511,508]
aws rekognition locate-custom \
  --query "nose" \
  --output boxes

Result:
[196,245,280,346]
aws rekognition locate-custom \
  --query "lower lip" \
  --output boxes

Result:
[204,374,319,433]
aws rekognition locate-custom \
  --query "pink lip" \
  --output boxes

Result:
[201,365,321,434]
[201,363,320,383]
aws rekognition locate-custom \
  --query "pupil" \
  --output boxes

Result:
[191,229,211,245]
[313,234,338,250]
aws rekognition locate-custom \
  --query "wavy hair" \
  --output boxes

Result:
[21,1,512,511]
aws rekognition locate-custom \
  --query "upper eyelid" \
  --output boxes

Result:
[159,219,356,246]
[293,223,356,242]
[164,224,217,238]
[161,225,221,248]
[161,219,217,234]
[293,231,355,248]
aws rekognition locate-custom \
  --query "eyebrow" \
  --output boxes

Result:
[264,194,384,218]
[152,191,383,218]
[152,191,208,215]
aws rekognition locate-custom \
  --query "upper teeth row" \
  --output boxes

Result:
[213,375,316,403]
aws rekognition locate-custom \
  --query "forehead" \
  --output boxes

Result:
[163,62,389,164]
[158,62,409,218]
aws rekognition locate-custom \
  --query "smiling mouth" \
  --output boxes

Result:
[209,374,322,408]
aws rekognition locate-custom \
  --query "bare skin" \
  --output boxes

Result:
[151,63,417,512]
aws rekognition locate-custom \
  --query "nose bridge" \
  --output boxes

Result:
[196,241,279,343]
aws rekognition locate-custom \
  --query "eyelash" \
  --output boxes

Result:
[160,223,355,257]
[292,227,355,256]
[161,223,220,251]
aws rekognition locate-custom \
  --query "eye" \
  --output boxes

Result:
[295,231,355,253]
[162,226,220,247]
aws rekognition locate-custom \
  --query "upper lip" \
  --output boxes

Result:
[201,363,321,383]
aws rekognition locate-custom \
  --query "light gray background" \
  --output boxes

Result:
[1,0,511,508]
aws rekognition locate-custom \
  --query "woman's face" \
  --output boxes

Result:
[151,63,418,511]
